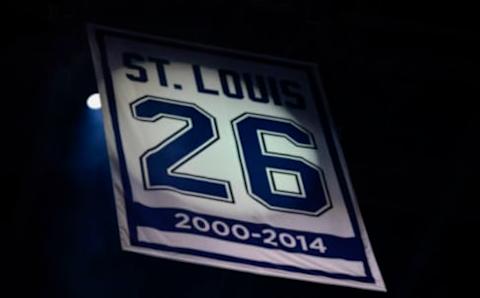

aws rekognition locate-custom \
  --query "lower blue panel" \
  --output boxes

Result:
[128,203,373,283]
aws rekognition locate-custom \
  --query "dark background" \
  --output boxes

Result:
[3,1,477,297]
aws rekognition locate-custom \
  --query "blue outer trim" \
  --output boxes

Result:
[94,28,374,283]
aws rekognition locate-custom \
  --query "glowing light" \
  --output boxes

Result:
[86,93,101,110]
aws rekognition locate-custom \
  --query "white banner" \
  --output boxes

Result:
[88,25,385,291]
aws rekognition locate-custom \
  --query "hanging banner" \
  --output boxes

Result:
[88,25,385,291]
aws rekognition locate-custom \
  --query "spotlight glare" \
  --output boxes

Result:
[86,93,102,110]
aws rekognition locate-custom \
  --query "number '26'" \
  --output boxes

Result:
[131,96,331,216]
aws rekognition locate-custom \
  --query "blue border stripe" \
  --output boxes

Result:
[131,239,371,282]
[305,69,373,280]
[96,33,139,242]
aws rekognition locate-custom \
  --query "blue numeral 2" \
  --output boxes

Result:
[130,96,233,202]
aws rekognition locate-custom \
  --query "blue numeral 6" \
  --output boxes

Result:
[232,114,331,215]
